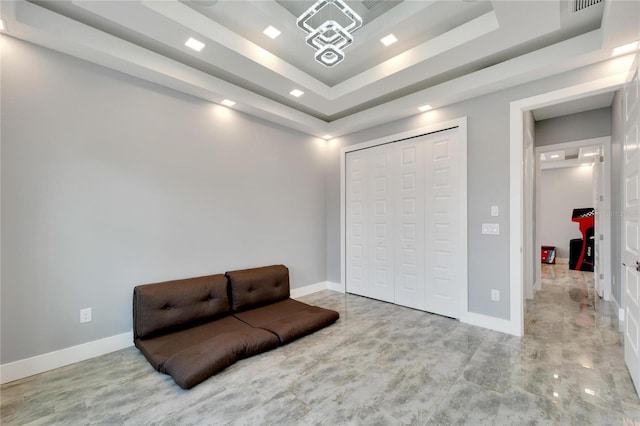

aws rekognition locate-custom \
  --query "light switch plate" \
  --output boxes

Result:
[482,223,500,235]
[491,205,499,217]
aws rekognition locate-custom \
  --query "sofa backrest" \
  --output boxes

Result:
[133,274,229,340]
[226,265,290,312]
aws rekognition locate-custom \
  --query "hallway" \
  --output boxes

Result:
[524,262,640,423]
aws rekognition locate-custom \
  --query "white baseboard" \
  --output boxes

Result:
[612,296,625,322]
[290,281,346,298]
[327,281,345,293]
[555,257,569,264]
[463,312,521,336]
[0,330,133,385]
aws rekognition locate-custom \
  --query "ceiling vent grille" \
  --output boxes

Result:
[362,0,386,11]
[574,0,604,12]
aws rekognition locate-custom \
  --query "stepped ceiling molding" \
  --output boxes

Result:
[1,0,639,138]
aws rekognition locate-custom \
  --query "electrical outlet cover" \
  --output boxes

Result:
[80,308,92,323]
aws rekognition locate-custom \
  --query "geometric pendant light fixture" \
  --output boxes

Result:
[296,0,363,67]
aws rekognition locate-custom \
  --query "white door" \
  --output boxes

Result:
[394,138,426,310]
[345,127,462,319]
[424,130,460,318]
[624,54,640,393]
[346,146,395,302]
[369,145,395,303]
[593,146,604,298]
[346,150,370,298]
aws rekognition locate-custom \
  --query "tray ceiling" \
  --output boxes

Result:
[1,0,639,137]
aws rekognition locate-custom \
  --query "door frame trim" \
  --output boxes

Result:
[510,74,626,336]
[339,116,468,321]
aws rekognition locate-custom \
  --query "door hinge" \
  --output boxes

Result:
[600,155,604,163]
[600,273,605,279]
[600,234,604,240]
[599,195,604,202]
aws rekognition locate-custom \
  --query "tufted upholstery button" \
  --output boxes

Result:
[164,304,171,310]
[248,287,254,293]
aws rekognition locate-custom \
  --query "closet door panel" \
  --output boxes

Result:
[346,151,370,298]
[394,140,426,310]
[424,131,460,318]
[368,145,395,302]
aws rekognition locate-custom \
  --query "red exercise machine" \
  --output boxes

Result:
[569,208,595,271]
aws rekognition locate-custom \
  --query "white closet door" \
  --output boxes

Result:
[394,139,427,310]
[345,128,462,319]
[369,145,395,302]
[424,130,460,318]
[346,150,369,298]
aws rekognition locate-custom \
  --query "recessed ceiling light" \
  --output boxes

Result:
[418,104,433,112]
[185,37,205,52]
[582,152,596,157]
[290,89,304,97]
[612,40,639,57]
[263,26,281,39]
[221,99,236,107]
[550,154,560,159]
[322,135,332,140]
[380,34,398,47]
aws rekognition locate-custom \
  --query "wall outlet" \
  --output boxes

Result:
[491,289,500,302]
[80,308,92,323]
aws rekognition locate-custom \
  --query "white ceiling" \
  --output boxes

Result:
[540,145,600,170]
[1,0,639,138]
[532,90,615,120]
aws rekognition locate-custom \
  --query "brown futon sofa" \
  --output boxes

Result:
[133,265,339,389]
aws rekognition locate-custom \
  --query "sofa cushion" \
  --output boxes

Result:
[133,274,229,340]
[233,298,339,344]
[226,265,290,312]
[135,315,279,376]
[162,328,279,389]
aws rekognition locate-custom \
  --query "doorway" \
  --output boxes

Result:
[534,137,612,302]
[508,77,625,336]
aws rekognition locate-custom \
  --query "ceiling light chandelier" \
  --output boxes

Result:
[296,0,362,68]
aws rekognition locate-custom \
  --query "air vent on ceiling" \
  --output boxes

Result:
[362,0,386,11]
[574,0,603,12]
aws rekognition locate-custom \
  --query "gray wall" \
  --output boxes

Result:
[611,90,624,306]
[1,37,327,363]
[327,64,621,320]
[539,166,593,258]
[535,108,611,146]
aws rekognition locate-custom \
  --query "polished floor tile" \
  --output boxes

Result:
[2,263,639,425]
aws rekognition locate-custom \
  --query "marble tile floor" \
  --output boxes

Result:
[2,263,639,425]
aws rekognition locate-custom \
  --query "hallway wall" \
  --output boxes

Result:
[535,108,612,146]
[539,165,594,259]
